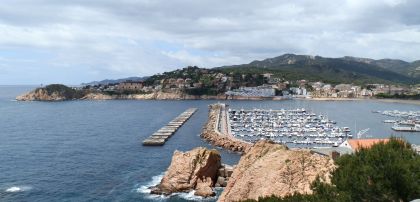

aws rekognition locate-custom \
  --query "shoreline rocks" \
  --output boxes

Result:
[150,147,222,197]
[200,104,252,153]
[215,164,234,187]
[218,140,335,202]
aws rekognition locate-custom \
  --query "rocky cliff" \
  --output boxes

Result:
[201,104,252,153]
[16,84,83,101]
[218,140,335,202]
[150,147,222,197]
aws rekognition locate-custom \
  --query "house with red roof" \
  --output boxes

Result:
[339,138,389,151]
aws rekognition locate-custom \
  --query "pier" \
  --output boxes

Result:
[142,108,197,146]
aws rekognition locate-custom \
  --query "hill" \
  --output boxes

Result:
[81,76,149,86]
[218,54,419,85]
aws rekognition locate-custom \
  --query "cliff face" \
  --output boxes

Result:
[151,147,221,197]
[16,84,85,101]
[218,140,335,202]
[16,88,69,101]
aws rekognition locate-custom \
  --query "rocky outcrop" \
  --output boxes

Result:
[81,93,113,100]
[201,104,252,153]
[16,84,82,101]
[218,140,335,202]
[215,164,234,187]
[16,88,65,101]
[16,84,85,101]
[150,147,222,197]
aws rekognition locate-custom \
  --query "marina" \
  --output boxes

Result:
[228,107,352,147]
[142,108,197,146]
[376,110,420,132]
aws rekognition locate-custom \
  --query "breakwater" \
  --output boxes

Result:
[201,103,251,153]
[142,108,197,146]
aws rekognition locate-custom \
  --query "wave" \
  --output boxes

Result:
[136,173,164,194]
[135,174,217,201]
[5,186,32,193]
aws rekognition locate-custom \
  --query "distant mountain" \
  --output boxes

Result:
[81,76,149,86]
[217,54,419,84]
[342,57,419,78]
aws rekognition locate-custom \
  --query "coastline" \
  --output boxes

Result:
[297,97,420,105]
[15,89,419,105]
[373,98,420,105]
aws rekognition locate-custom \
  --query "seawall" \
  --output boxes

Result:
[200,103,252,153]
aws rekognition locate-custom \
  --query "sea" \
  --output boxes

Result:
[0,85,419,202]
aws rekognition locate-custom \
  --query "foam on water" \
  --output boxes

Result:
[136,174,216,201]
[175,190,216,201]
[136,173,164,194]
[5,186,32,193]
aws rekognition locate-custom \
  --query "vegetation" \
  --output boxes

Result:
[375,93,420,100]
[244,138,420,202]
[219,54,419,85]
[38,84,86,99]
[143,66,270,96]
[101,89,148,96]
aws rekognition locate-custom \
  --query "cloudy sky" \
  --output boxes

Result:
[1,0,420,84]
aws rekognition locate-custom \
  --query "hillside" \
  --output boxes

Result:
[343,57,420,78]
[218,54,419,85]
[81,76,149,86]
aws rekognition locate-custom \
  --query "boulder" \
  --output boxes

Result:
[216,176,226,187]
[151,147,221,197]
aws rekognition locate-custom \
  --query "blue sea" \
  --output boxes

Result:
[0,86,419,202]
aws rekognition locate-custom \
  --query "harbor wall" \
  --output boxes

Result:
[200,104,252,153]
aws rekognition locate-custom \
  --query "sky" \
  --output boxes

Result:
[0,0,420,85]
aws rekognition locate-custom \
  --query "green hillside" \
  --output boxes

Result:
[218,54,419,85]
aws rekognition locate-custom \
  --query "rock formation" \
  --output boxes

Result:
[218,140,335,202]
[215,164,234,187]
[150,147,222,197]
[16,84,83,101]
[201,104,252,153]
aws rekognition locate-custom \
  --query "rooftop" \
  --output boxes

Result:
[345,138,389,151]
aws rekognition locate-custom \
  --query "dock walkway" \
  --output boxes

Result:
[142,108,197,146]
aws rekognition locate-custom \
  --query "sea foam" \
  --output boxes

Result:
[136,173,164,194]
[136,173,216,201]
[5,186,32,193]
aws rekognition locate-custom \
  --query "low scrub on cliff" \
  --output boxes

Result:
[245,138,420,202]
[39,84,85,99]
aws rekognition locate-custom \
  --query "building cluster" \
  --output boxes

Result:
[82,67,418,98]
[310,82,417,98]
[310,82,360,98]
[225,86,276,97]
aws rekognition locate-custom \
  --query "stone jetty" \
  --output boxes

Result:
[142,108,197,146]
[201,104,251,152]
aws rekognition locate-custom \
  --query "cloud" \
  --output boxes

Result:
[0,0,419,84]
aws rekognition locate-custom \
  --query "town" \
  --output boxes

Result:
[81,66,420,100]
